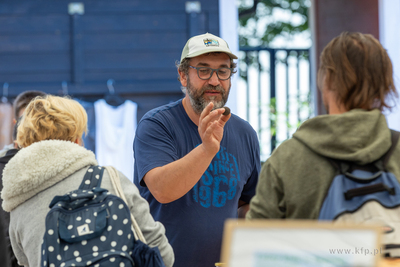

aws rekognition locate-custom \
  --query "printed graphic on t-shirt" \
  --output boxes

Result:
[192,146,240,208]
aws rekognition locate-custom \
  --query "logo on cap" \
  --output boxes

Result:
[203,39,219,47]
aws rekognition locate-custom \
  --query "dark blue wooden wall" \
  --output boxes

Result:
[0,0,220,119]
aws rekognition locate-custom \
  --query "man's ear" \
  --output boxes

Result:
[178,70,188,87]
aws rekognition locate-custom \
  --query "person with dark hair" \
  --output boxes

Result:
[0,90,46,157]
[133,33,260,267]
[0,118,21,267]
[247,32,399,226]
[12,90,46,121]
[0,90,45,267]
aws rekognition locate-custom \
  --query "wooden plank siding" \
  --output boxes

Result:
[0,0,220,120]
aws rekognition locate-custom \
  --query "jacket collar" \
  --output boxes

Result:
[1,140,97,212]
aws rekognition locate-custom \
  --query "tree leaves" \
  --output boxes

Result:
[238,0,311,47]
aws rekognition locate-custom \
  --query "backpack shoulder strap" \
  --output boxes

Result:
[79,165,105,190]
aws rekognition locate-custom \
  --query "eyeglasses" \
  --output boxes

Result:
[189,66,233,80]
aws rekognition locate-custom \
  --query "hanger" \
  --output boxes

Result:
[104,79,125,107]
[1,82,8,103]
[61,81,68,96]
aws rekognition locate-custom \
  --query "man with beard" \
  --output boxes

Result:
[133,33,260,267]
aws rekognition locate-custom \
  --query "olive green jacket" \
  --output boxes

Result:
[246,109,400,219]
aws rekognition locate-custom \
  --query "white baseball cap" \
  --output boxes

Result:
[180,32,238,63]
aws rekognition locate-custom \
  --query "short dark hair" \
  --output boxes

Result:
[12,116,22,141]
[13,90,46,119]
[318,32,397,111]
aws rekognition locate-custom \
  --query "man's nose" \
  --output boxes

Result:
[208,71,220,86]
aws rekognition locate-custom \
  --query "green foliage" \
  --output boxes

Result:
[238,0,311,47]
[262,92,313,149]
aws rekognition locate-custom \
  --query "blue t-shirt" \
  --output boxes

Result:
[133,99,260,267]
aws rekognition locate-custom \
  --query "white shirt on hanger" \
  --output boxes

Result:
[94,99,137,182]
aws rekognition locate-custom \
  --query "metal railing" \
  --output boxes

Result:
[239,46,313,160]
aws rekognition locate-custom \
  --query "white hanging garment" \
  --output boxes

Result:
[94,99,137,182]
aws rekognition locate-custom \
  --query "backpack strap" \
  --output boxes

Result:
[327,129,400,173]
[326,158,380,175]
[79,165,105,190]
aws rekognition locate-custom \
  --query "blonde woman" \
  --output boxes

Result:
[0,95,174,267]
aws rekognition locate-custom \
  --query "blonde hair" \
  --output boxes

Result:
[17,95,87,147]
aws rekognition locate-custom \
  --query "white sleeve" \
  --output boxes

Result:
[9,214,29,266]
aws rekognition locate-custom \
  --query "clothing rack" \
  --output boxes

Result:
[2,79,182,121]
[2,78,180,99]
[2,80,122,99]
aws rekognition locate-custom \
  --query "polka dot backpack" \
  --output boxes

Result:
[41,165,164,267]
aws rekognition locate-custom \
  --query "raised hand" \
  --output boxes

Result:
[198,102,231,156]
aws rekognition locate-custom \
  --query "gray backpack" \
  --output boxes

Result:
[319,130,400,257]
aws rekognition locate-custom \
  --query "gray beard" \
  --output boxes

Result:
[186,77,230,115]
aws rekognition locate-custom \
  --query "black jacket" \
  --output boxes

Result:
[0,148,20,267]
